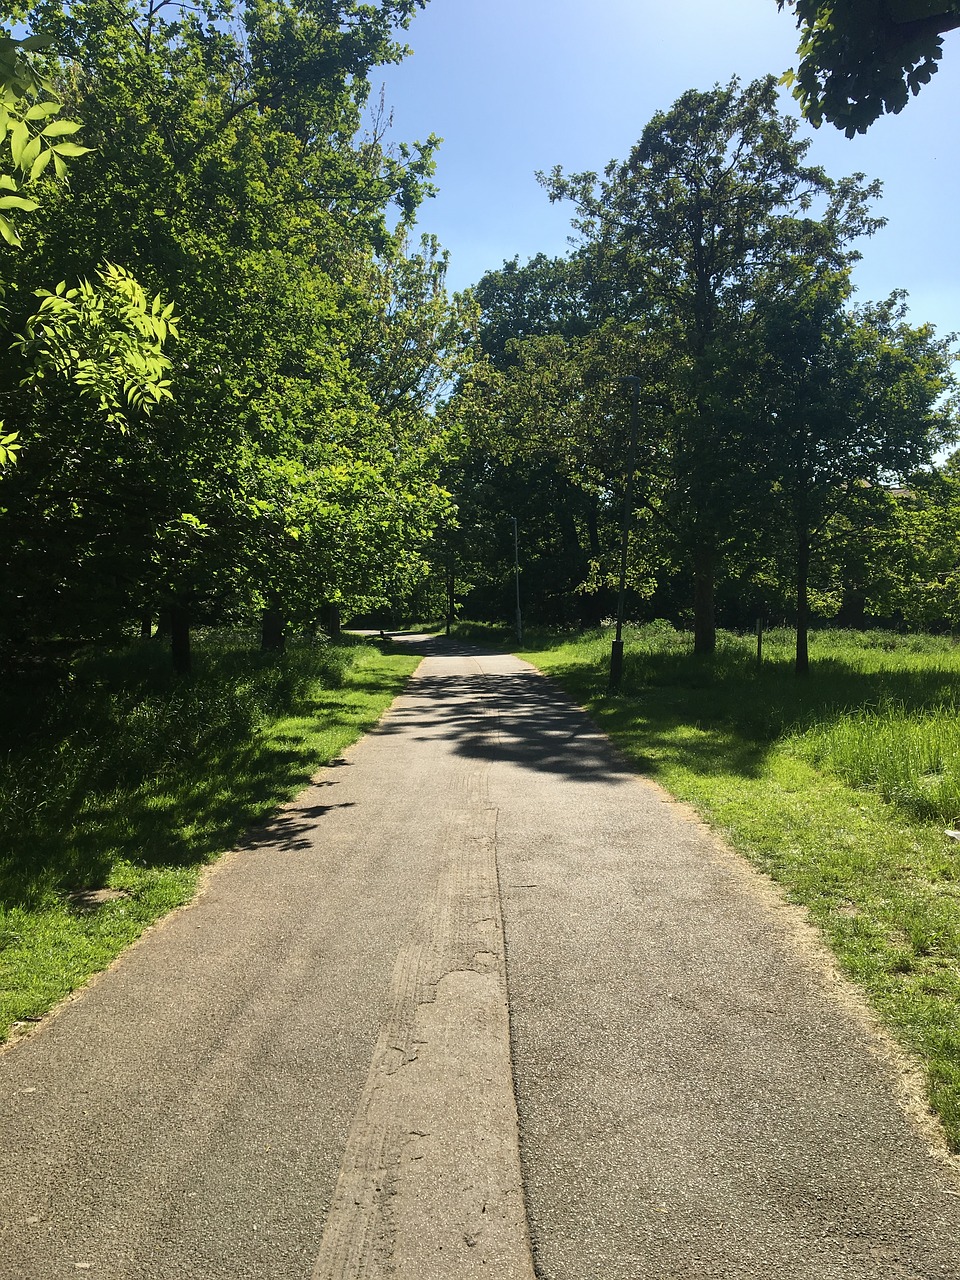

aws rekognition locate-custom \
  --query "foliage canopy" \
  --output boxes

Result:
[777,0,960,133]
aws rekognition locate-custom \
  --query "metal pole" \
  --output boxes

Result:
[610,377,641,692]
[446,550,454,637]
[512,515,522,645]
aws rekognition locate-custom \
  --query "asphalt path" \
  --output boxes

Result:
[1,638,959,1279]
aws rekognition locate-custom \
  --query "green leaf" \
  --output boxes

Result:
[41,120,81,138]
[0,436,21,467]
[24,102,62,122]
[17,35,56,52]
[19,135,42,171]
[0,194,39,211]
[0,212,21,246]
[51,142,93,158]
[9,119,28,167]
[30,147,52,180]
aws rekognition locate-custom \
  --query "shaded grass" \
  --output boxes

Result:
[521,623,960,1150]
[0,636,419,1039]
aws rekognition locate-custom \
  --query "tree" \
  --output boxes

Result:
[1,24,95,470]
[543,76,881,654]
[0,28,185,661]
[350,234,475,424]
[441,414,617,628]
[0,0,457,667]
[470,253,592,370]
[14,264,177,422]
[879,457,960,628]
[446,251,631,627]
[776,0,960,134]
[750,270,957,672]
[0,28,92,249]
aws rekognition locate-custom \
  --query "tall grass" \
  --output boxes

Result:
[520,621,960,820]
[797,703,960,826]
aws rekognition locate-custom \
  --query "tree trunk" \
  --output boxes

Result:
[837,587,866,629]
[795,529,810,676]
[170,603,191,675]
[321,603,341,640]
[446,559,455,637]
[139,612,152,640]
[693,542,716,656]
[261,599,286,653]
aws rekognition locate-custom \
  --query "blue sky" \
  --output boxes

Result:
[375,0,960,340]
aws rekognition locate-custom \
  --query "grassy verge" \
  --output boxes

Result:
[0,635,419,1040]
[520,623,960,1150]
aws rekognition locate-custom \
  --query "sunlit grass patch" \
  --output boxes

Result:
[795,704,960,826]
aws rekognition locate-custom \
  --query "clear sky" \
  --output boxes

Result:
[374,0,960,340]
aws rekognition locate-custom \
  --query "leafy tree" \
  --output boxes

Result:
[1,24,94,470]
[777,0,960,134]
[448,257,615,625]
[542,76,881,654]
[448,250,688,627]
[0,28,91,248]
[470,253,592,371]
[845,458,960,629]
[14,264,177,422]
[750,270,957,671]
[0,0,457,668]
[350,234,475,423]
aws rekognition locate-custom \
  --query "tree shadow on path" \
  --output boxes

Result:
[372,638,637,787]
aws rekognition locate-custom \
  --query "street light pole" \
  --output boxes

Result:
[512,515,523,645]
[609,376,642,692]
[446,548,454,637]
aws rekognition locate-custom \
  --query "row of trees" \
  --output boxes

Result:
[3,12,956,675]
[444,78,958,672]
[1,0,472,669]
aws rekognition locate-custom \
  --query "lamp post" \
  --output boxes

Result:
[446,546,454,637]
[511,515,523,644]
[609,375,642,692]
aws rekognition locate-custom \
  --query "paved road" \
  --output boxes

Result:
[2,640,959,1279]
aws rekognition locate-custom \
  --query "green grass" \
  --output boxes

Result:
[798,703,960,825]
[0,634,419,1040]
[520,623,960,1150]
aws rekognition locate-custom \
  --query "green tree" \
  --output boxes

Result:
[845,457,960,630]
[751,272,957,671]
[543,76,881,654]
[0,0,455,667]
[777,1,960,134]
[0,28,91,249]
[14,264,177,422]
[448,254,615,626]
